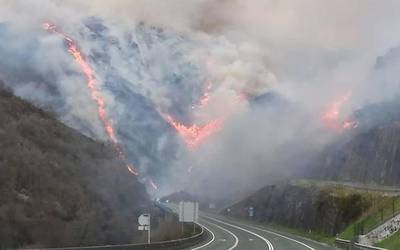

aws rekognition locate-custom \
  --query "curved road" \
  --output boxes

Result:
[187,214,335,250]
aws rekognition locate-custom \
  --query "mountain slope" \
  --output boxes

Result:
[309,122,400,185]
[0,85,150,248]
[0,20,185,179]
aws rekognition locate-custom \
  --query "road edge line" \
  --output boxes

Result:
[191,223,216,250]
[204,216,274,250]
[202,218,239,250]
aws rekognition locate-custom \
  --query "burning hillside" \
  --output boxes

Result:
[0,18,364,194]
[321,92,359,131]
[2,1,400,200]
[43,22,140,178]
[164,114,224,148]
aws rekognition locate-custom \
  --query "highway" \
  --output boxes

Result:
[186,213,336,250]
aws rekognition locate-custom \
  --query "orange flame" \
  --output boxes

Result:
[164,114,223,148]
[43,22,140,177]
[166,80,249,148]
[322,91,358,130]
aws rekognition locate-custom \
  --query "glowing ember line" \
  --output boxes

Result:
[321,91,358,130]
[164,114,223,148]
[43,22,140,177]
[169,81,228,148]
[127,164,139,176]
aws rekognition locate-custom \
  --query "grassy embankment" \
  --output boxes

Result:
[376,230,400,249]
[338,196,400,240]
[294,179,400,245]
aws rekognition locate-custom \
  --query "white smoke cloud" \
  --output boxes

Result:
[2,0,400,198]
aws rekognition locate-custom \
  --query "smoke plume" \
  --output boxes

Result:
[1,0,400,198]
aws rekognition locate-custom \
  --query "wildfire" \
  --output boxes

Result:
[343,120,359,129]
[127,164,139,176]
[198,83,212,108]
[164,114,223,148]
[164,81,227,148]
[321,91,358,130]
[43,22,140,177]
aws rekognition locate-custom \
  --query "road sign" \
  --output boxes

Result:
[179,201,199,222]
[138,225,150,230]
[138,214,150,226]
[137,214,151,244]
[249,206,254,217]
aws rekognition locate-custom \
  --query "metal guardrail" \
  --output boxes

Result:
[23,223,206,250]
[335,238,387,250]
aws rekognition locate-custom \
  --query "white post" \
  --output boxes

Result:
[138,213,151,244]
[148,214,151,244]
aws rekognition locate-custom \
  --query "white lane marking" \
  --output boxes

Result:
[191,223,215,250]
[204,216,274,250]
[202,219,239,250]
[228,221,316,250]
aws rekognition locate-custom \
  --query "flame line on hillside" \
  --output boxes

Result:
[43,22,139,176]
[164,114,224,149]
[163,80,224,148]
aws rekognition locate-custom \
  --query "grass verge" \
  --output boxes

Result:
[268,223,336,245]
[376,230,400,249]
[339,196,400,240]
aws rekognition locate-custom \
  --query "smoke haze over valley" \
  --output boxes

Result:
[2,0,400,202]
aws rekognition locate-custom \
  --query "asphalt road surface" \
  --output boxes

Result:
[186,214,336,250]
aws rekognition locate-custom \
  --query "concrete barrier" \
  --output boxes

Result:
[335,238,388,250]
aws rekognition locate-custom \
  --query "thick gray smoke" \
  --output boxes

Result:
[1,1,400,199]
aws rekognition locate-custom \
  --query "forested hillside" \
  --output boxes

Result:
[0,85,150,249]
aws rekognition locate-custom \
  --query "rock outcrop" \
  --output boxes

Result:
[310,123,400,185]
[224,183,372,235]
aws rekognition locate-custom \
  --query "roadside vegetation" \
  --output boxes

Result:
[376,230,400,249]
[269,223,336,245]
[291,180,400,248]
[338,196,400,240]
[294,179,400,247]
[225,179,400,248]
